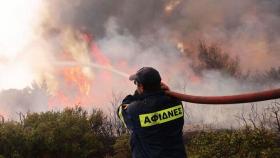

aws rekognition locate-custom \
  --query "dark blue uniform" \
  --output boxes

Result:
[118,91,187,158]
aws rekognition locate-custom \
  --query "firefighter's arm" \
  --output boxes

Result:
[117,93,135,123]
[122,90,140,104]
[117,103,128,127]
[117,93,138,128]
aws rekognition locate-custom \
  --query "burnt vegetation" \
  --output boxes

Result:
[194,42,241,77]
[189,42,280,85]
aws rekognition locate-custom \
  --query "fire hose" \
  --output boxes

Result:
[165,88,280,104]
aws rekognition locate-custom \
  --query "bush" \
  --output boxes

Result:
[187,127,280,158]
[0,106,279,158]
[0,107,116,158]
[113,134,131,158]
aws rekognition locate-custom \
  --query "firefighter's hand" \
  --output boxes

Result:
[133,90,140,96]
[161,82,170,91]
[122,95,135,104]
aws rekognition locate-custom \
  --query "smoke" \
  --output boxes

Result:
[43,0,280,70]
[0,84,49,119]
[0,0,279,127]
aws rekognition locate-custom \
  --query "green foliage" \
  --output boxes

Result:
[187,128,280,158]
[113,134,131,158]
[0,122,26,158]
[0,107,116,158]
[0,106,279,158]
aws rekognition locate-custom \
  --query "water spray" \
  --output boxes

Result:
[53,61,129,78]
[54,61,280,104]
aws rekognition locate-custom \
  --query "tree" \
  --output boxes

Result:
[195,42,241,77]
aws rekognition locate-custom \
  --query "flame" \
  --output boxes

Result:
[88,33,113,84]
[48,66,92,108]
[165,0,182,15]
[63,67,91,96]
[177,42,185,53]
[47,30,118,109]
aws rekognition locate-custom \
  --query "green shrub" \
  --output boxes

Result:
[113,134,131,158]
[0,107,116,158]
[186,128,280,158]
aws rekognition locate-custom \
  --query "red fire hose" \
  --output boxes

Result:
[165,88,280,104]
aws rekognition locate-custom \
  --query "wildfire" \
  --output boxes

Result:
[63,67,91,96]
[47,29,124,108]
[48,66,91,108]
[0,0,202,114]
[48,66,93,108]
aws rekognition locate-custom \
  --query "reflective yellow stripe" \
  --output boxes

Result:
[139,105,183,127]
[118,104,127,128]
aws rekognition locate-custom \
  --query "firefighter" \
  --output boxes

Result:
[117,67,187,158]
